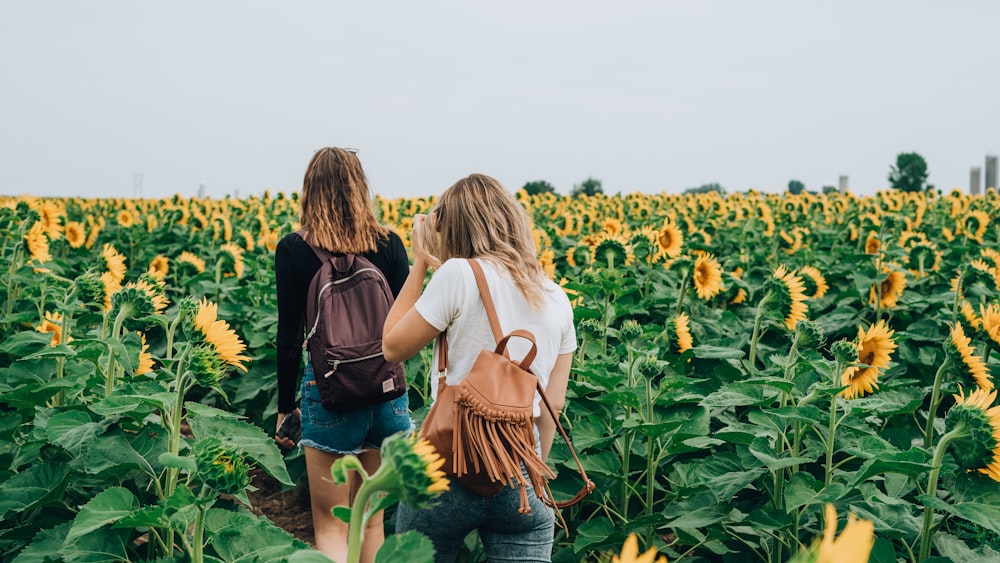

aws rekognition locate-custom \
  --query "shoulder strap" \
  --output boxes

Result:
[436,258,500,372]
[296,229,335,262]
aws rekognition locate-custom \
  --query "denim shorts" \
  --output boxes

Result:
[395,471,555,563]
[299,360,413,454]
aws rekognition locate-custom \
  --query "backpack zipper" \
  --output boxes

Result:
[304,267,382,345]
[323,352,384,378]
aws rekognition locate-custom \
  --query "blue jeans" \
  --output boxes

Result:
[299,360,412,454]
[395,470,555,562]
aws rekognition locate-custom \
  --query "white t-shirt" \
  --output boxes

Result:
[415,258,577,417]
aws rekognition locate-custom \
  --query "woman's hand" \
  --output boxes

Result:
[274,409,301,449]
[411,213,439,270]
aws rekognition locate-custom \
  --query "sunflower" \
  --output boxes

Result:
[962,209,990,243]
[768,265,808,330]
[840,320,896,400]
[101,244,127,286]
[176,251,207,274]
[36,200,64,240]
[218,243,245,278]
[665,312,693,354]
[864,231,880,255]
[147,255,169,280]
[117,209,135,228]
[869,266,906,309]
[946,323,992,391]
[612,533,668,563]
[377,433,450,508]
[979,304,1000,350]
[25,221,52,264]
[798,266,829,299]
[538,249,556,280]
[960,300,981,332]
[945,387,1000,483]
[65,221,86,249]
[36,311,64,347]
[601,217,624,236]
[981,248,1000,272]
[906,241,940,278]
[239,229,256,251]
[778,229,802,255]
[951,259,1000,299]
[692,253,723,300]
[592,233,635,269]
[137,333,155,375]
[656,221,683,258]
[193,298,250,372]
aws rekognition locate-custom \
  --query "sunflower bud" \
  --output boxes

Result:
[794,321,824,349]
[579,318,603,340]
[831,339,857,365]
[636,355,662,378]
[618,319,642,344]
[188,344,226,389]
[74,272,109,312]
[194,437,251,495]
[379,433,449,508]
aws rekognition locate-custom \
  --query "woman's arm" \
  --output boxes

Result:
[537,352,573,461]
[383,215,442,363]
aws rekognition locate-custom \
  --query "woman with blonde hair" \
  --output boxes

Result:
[274,147,411,562]
[383,173,576,562]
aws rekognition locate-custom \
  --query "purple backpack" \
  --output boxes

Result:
[298,231,406,412]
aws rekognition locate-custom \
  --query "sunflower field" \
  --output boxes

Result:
[3,187,1000,563]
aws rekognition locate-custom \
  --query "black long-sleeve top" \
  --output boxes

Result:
[274,230,409,413]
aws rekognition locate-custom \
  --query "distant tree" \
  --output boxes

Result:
[683,183,726,195]
[787,180,805,195]
[570,177,603,197]
[822,185,838,194]
[522,180,556,196]
[888,152,929,193]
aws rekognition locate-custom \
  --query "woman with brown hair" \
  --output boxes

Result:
[382,173,576,562]
[274,147,411,562]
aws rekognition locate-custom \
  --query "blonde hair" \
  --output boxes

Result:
[424,174,548,308]
[299,147,388,253]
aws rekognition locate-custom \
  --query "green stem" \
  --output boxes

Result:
[749,291,774,368]
[344,462,393,563]
[917,426,966,562]
[192,488,210,563]
[825,394,839,488]
[675,270,690,315]
[923,359,951,449]
[105,303,132,396]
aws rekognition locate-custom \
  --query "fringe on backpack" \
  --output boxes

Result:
[452,387,556,514]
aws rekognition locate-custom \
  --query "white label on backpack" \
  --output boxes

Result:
[382,378,395,393]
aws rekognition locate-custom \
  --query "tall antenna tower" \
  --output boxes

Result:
[132,173,144,199]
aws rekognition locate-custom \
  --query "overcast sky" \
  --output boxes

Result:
[2,1,998,200]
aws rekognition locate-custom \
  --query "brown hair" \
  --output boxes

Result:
[299,147,388,253]
[424,174,548,308]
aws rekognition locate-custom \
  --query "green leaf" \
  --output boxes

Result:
[332,505,352,524]
[573,517,616,553]
[205,508,308,562]
[691,345,745,359]
[0,331,55,357]
[849,448,931,486]
[66,487,139,542]
[159,453,197,473]
[375,530,436,563]
[920,495,1000,536]
[933,532,1000,563]
[748,437,815,471]
[185,402,294,486]
[46,410,109,456]
[662,490,726,529]
[0,462,70,519]
[58,526,131,563]
[85,424,166,477]
[9,521,71,563]
[694,454,767,501]
[783,473,845,511]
